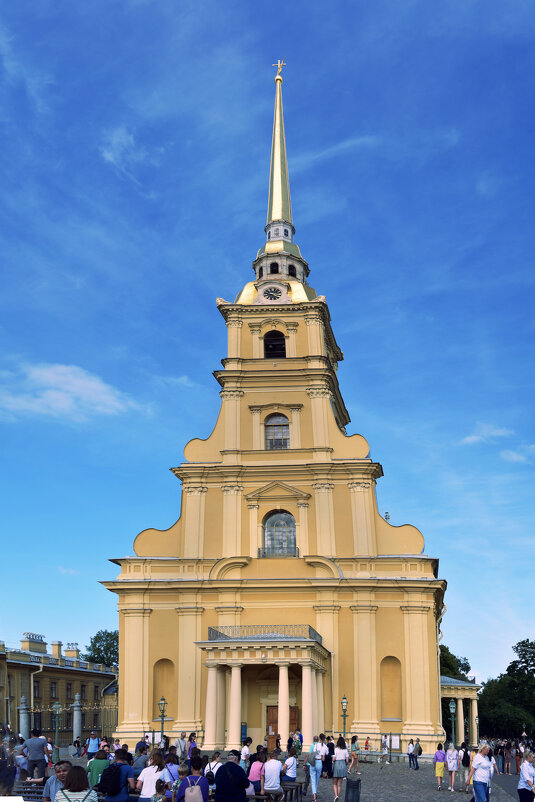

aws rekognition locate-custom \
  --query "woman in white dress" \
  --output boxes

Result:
[446,742,459,791]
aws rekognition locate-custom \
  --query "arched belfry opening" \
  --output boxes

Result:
[264,330,286,358]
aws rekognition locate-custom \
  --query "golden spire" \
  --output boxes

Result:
[267,59,293,226]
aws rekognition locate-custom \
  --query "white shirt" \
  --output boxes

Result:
[407,744,414,754]
[472,754,492,784]
[240,746,250,762]
[334,748,348,761]
[206,761,222,776]
[138,766,171,798]
[283,756,297,779]
[263,759,282,790]
[314,743,328,758]
[447,749,459,770]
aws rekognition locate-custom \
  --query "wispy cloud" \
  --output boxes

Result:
[292,135,381,172]
[500,445,535,465]
[0,362,140,422]
[459,422,513,445]
[0,23,52,114]
[58,566,79,575]
[100,126,164,186]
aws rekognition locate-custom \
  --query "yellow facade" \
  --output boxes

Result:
[104,68,447,754]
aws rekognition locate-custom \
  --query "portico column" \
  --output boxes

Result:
[316,671,325,735]
[456,698,464,745]
[277,663,290,745]
[203,665,218,749]
[18,695,30,740]
[72,692,82,742]
[226,664,242,750]
[215,668,226,748]
[311,668,317,737]
[301,664,314,749]
[469,698,478,746]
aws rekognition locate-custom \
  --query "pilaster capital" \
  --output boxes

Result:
[175,606,205,616]
[286,323,299,332]
[297,501,309,509]
[215,606,244,613]
[348,481,372,491]
[289,405,302,413]
[312,482,334,493]
[247,503,260,510]
[220,390,244,400]
[313,604,341,612]
[185,486,208,495]
[306,387,332,399]
[222,485,244,495]
[400,605,431,614]
[350,604,378,614]
[226,320,243,329]
[120,608,152,617]
[276,661,291,668]
[305,316,322,327]
[249,406,262,415]
[248,323,262,334]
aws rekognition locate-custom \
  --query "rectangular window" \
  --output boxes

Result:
[93,685,100,701]
[50,681,57,699]
[81,684,86,700]
[81,713,86,728]
[66,683,72,699]
[33,712,41,730]
[93,712,99,729]
[66,712,72,730]
[33,680,40,698]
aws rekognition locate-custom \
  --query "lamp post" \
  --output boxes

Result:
[158,696,167,744]
[340,695,348,739]
[449,698,456,747]
[475,716,479,746]
[52,702,61,763]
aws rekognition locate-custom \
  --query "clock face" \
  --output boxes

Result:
[264,286,282,301]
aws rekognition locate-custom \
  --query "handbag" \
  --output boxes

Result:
[306,750,316,766]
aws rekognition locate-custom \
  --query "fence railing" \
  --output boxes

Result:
[207,624,322,645]
[257,546,300,558]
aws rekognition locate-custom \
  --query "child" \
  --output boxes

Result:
[172,765,189,802]
[152,779,168,802]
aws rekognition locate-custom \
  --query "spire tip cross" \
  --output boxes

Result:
[272,59,286,77]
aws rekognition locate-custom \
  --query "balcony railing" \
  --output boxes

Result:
[207,624,322,645]
[257,547,299,558]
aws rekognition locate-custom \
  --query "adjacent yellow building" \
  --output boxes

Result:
[104,65,447,753]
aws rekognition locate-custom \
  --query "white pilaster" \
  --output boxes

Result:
[348,481,375,556]
[277,662,290,745]
[301,664,314,749]
[203,665,218,749]
[226,664,242,750]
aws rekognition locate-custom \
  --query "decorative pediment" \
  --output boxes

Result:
[245,481,310,502]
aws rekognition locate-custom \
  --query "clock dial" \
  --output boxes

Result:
[264,286,282,301]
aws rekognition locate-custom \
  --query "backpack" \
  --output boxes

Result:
[462,749,471,768]
[204,763,216,784]
[184,777,203,802]
[414,743,422,756]
[96,763,124,796]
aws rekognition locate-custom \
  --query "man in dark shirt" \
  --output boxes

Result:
[134,738,146,754]
[104,749,135,802]
[22,730,48,779]
[214,751,249,802]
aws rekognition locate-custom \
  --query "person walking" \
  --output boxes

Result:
[349,736,360,775]
[458,742,471,792]
[517,750,535,802]
[465,743,492,802]
[85,734,101,761]
[413,738,422,770]
[378,736,389,768]
[434,743,446,791]
[173,734,187,764]
[22,729,48,780]
[407,739,415,769]
[446,742,459,791]
[239,737,252,772]
[505,742,513,775]
[332,736,348,802]
[307,736,326,802]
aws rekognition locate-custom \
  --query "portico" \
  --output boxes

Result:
[198,625,329,750]
[440,675,481,746]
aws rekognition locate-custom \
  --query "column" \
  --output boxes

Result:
[120,608,152,729]
[277,663,290,745]
[176,606,204,730]
[316,671,325,735]
[183,486,208,558]
[226,665,242,750]
[314,603,340,736]
[215,669,227,748]
[456,698,464,746]
[220,389,243,451]
[469,698,478,746]
[248,503,259,556]
[350,605,380,733]
[311,668,318,737]
[306,388,332,450]
[203,665,218,749]
[289,406,302,448]
[348,481,376,556]
[18,695,30,740]
[250,408,262,449]
[72,692,82,741]
[226,319,242,358]
[249,324,262,358]
[286,324,298,357]
[401,605,433,733]
[297,502,309,555]
[301,663,314,749]
[312,482,335,556]
[222,484,243,557]
[305,315,324,356]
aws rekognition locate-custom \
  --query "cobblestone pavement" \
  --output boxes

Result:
[308,763,516,802]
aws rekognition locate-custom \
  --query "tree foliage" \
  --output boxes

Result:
[440,644,471,680]
[478,639,535,737]
[83,629,119,668]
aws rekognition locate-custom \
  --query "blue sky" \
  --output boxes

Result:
[1,1,534,682]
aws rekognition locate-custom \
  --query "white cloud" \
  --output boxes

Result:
[500,448,533,465]
[459,422,513,445]
[292,135,381,173]
[0,24,52,114]
[100,126,164,185]
[58,566,79,575]
[0,362,140,422]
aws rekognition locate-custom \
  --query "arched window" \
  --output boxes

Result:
[288,264,296,277]
[262,510,297,556]
[270,262,279,274]
[284,228,289,237]
[265,413,289,450]
[264,330,286,358]
[258,266,263,278]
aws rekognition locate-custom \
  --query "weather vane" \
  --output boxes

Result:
[272,58,286,78]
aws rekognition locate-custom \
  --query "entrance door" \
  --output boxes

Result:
[266,706,278,751]
[290,706,299,734]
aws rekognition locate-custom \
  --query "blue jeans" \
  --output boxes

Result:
[310,760,322,795]
[413,754,419,769]
[473,780,489,802]
[408,753,414,768]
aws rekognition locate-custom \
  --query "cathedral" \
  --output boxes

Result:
[104,64,447,754]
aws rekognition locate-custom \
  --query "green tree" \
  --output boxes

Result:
[83,629,118,668]
[440,644,471,680]
[478,638,535,737]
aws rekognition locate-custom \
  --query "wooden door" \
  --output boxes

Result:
[266,705,278,751]
[290,706,299,732]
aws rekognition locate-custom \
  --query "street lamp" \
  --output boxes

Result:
[340,695,348,739]
[475,716,479,746]
[52,702,61,763]
[448,699,456,747]
[158,696,167,743]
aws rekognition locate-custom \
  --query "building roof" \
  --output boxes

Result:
[440,674,481,688]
